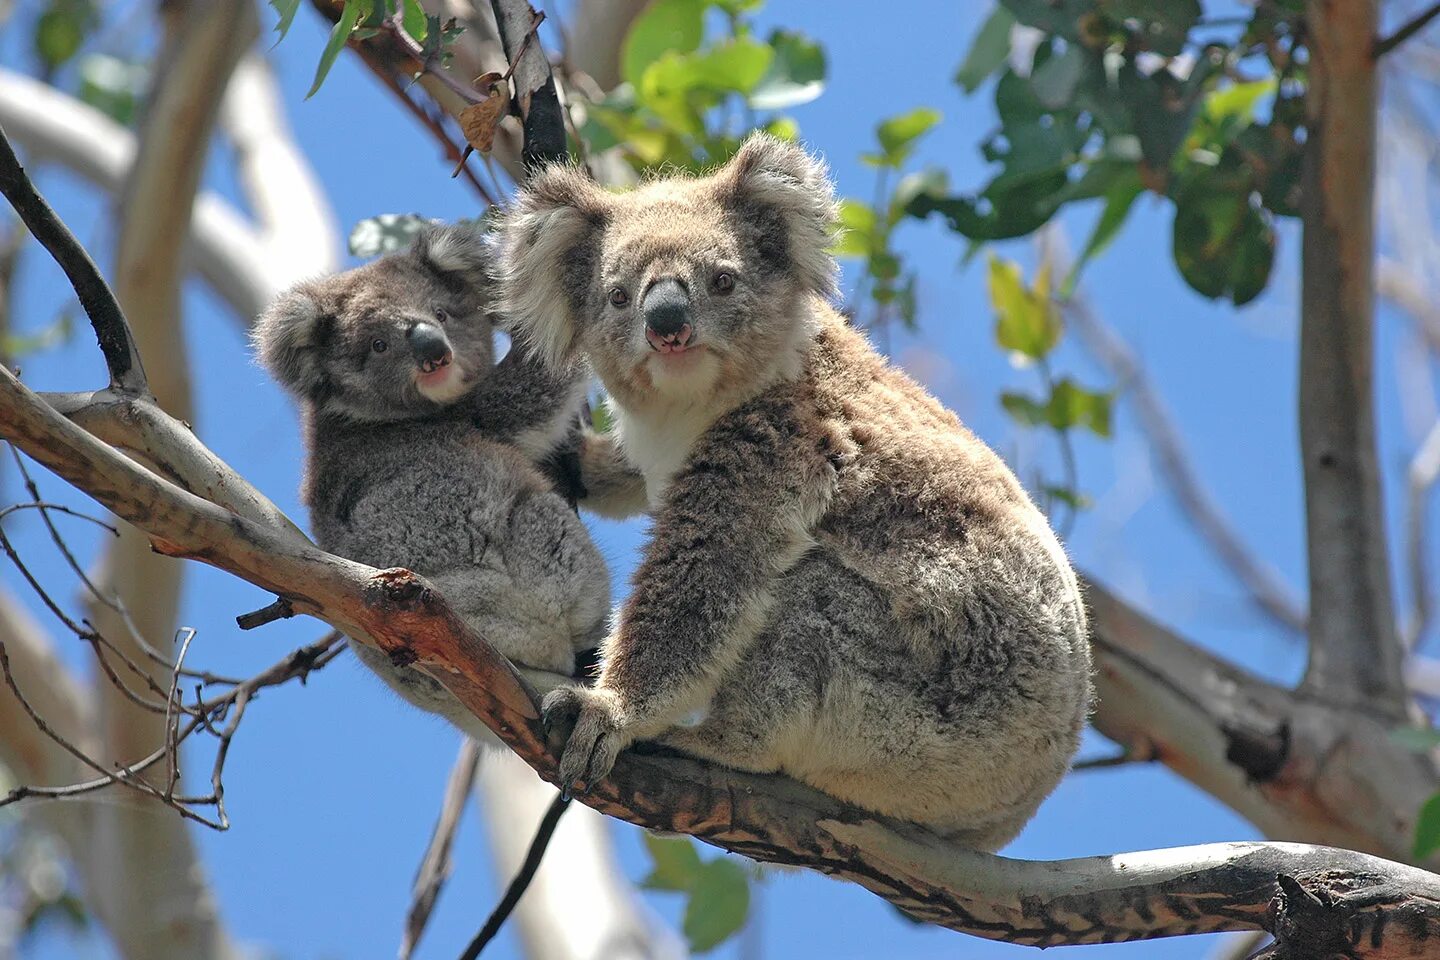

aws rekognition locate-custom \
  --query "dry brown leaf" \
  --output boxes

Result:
[459,88,508,154]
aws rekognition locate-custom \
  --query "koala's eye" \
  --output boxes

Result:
[371,338,389,354]
[434,308,449,324]
[712,272,736,294]
[608,286,629,308]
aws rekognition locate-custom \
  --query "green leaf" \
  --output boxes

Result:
[1047,379,1112,437]
[749,29,826,110]
[2,310,73,358]
[695,37,773,94]
[1043,484,1092,510]
[1000,0,1084,36]
[307,0,363,99]
[1063,168,1142,294]
[34,2,93,70]
[955,6,1015,94]
[348,213,433,257]
[77,54,147,127]
[1031,43,1086,110]
[622,0,705,89]
[833,199,876,258]
[1203,78,1276,124]
[876,107,942,167]
[399,0,427,42]
[1393,727,1440,753]
[1101,0,1201,58]
[641,834,703,892]
[1416,792,1440,860]
[682,858,750,953]
[987,255,1060,359]
[911,169,1069,241]
[1172,185,1275,306]
[1001,391,1048,427]
[269,0,301,42]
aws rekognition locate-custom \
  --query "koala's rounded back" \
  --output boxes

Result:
[253,224,610,738]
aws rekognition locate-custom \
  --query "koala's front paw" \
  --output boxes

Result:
[542,685,627,798]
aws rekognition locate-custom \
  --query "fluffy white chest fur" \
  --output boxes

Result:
[610,399,716,505]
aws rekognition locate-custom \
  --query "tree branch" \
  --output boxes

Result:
[1086,579,1440,866]
[5,329,1440,952]
[0,129,145,394]
[1298,0,1407,719]
[490,0,567,167]
[0,65,331,323]
[1376,2,1440,58]
[475,748,685,960]
[401,739,480,960]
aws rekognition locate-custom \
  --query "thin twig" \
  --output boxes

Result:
[402,739,483,960]
[458,791,571,960]
[1061,293,1308,634]
[0,123,146,393]
[1376,2,1440,58]
[236,596,294,630]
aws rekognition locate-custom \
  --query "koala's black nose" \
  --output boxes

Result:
[407,322,452,370]
[642,278,692,339]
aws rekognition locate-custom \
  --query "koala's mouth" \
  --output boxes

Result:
[645,324,696,355]
[415,358,469,404]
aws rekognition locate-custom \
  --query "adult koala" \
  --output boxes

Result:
[495,135,1093,849]
[253,225,609,741]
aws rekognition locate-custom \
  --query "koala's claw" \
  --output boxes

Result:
[542,685,625,798]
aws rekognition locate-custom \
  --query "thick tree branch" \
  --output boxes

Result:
[79,5,256,958]
[1299,0,1407,719]
[490,0,566,167]
[1086,581,1440,866]
[5,354,1440,952]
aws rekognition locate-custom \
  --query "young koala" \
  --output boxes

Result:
[495,135,1093,849]
[253,225,609,742]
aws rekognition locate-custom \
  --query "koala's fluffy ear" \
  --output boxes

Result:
[252,289,332,400]
[716,133,839,299]
[494,165,610,368]
[413,223,490,285]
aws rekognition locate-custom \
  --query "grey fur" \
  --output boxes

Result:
[253,225,609,741]
[496,135,1093,849]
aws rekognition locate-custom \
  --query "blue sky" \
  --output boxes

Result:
[3,1,1436,958]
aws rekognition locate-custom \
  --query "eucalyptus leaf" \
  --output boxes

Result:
[956,5,1016,93]
[348,213,434,257]
[876,107,942,167]
[682,858,751,953]
[1031,43,1086,110]
[269,0,301,43]
[1415,793,1440,860]
[750,29,826,110]
[307,0,363,99]
[988,255,1060,359]
[622,0,705,89]
[834,199,877,258]
[642,834,704,892]
[401,0,427,42]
